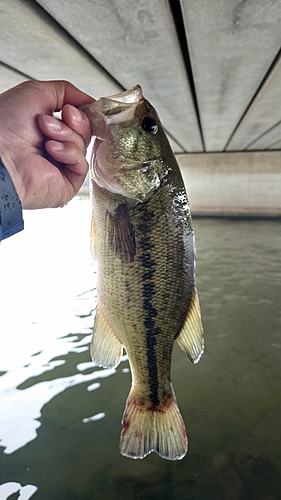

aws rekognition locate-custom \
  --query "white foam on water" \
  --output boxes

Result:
[82,412,105,423]
[0,482,37,500]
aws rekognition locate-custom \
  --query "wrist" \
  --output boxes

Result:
[0,156,24,241]
[0,146,23,202]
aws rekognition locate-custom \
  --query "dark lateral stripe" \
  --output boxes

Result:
[138,208,160,407]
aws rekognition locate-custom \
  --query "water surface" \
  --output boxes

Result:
[0,199,280,499]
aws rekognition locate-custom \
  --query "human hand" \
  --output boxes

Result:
[0,80,94,209]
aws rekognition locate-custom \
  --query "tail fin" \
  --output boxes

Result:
[120,389,188,460]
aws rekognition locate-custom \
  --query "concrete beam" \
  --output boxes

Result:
[0,0,121,98]
[227,59,281,151]
[180,0,281,151]
[37,0,203,152]
[0,64,29,94]
[177,152,281,217]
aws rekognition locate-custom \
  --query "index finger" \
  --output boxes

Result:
[30,79,95,111]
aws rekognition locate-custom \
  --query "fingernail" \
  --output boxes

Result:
[51,141,64,151]
[44,115,62,131]
[71,107,83,123]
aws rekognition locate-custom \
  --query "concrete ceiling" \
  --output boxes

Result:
[1,0,281,154]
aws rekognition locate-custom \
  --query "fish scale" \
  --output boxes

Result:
[81,85,204,460]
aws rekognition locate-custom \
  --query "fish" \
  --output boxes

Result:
[81,85,204,460]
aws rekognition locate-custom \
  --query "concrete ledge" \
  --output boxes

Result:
[177,152,281,217]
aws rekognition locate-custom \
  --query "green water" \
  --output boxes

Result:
[0,200,280,499]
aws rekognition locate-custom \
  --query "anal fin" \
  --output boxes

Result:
[91,309,123,368]
[176,288,204,364]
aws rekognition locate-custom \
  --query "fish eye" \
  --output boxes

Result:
[141,117,158,134]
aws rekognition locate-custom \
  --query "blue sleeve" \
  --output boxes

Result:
[0,157,24,241]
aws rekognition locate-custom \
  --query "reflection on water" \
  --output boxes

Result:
[0,199,280,500]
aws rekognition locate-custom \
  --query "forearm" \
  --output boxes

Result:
[0,157,24,241]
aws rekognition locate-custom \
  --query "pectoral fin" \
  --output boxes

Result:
[91,310,123,368]
[106,204,136,262]
[176,288,204,364]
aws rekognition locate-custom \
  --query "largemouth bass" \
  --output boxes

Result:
[81,85,204,460]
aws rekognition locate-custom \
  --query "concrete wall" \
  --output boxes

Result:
[177,152,281,217]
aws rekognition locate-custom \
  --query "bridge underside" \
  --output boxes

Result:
[1,0,281,215]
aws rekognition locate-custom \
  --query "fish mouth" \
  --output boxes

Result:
[102,85,143,105]
[80,85,144,136]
